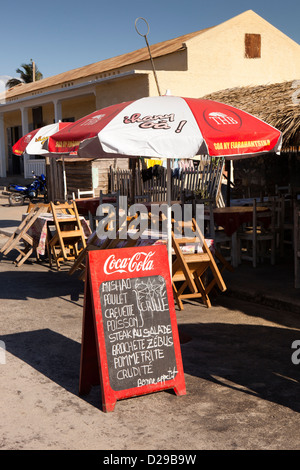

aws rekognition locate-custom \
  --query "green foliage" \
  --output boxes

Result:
[6,62,43,89]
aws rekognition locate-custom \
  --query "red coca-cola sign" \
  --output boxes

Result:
[80,245,186,412]
[103,251,155,275]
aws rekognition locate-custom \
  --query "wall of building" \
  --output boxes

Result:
[61,94,96,121]
[95,74,150,108]
[1,10,299,181]
[185,11,300,97]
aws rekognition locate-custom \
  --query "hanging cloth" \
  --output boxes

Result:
[145,158,163,169]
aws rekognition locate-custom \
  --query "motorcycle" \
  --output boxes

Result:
[8,172,47,206]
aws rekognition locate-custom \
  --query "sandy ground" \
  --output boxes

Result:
[0,198,300,451]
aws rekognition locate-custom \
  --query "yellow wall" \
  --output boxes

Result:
[145,10,300,98]
[61,94,96,120]
[4,110,21,128]
[95,74,149,108]
[185,10,300,97]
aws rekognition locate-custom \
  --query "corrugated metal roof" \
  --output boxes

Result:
[5,27,212,99]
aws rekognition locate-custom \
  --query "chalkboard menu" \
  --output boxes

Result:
[79,245,186,412]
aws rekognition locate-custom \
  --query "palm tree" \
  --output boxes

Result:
[6,61,43,88]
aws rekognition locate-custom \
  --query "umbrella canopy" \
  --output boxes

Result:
[46,96,282,272]
[13,122,73,201]
[13,122,72,156]
[47,96,282,159]
[12,128,40,156]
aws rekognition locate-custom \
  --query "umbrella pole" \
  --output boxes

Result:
[62,155,67,201]
[167,159,172,275]
[226,160,231,207]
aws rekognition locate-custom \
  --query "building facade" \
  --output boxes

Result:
[0,9,299,186]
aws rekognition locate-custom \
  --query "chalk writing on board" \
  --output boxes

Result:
[100,275,178,391]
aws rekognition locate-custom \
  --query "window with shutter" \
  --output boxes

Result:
[245,34,261,58]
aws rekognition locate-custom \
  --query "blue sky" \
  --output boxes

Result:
[0,0,299,83]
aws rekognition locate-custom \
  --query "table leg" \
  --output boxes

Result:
[231,232,238,268]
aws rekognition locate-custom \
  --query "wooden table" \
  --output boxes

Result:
[75,197,118,217]
[25,212,91,258]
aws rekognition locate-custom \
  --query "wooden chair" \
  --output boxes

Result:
[69,214,138,280]
[27,202,51,213]
[171,218,227,310]
[134,194,151,203]
[72,189,95,200]
[88,190,120,231]
[0,205,46,266]
[294,204,300,288]
[68,211,116,278]
[237,199,276,268]
[48,200,87,270]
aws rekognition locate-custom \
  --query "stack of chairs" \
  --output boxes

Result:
[48,200,87,270]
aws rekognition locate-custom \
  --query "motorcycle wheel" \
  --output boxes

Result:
[9,193,25,206]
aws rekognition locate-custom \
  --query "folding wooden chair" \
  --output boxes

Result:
[48,200,87,270]
[0,205,46,266]
[69,214,138,280]
[171,218,227,310]
[26,202,51,213]
[68,211,116,278]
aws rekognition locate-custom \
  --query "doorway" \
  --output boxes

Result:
[7,126,23,175]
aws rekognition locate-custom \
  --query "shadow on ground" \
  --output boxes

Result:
[0,260,83,301]
[1,313,300,413]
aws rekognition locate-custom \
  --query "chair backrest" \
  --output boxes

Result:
[72,189,95,199]
[50,200,80,226]
[275,184,292,199]
[27,202,51,213]
[99,190,119,204]
[255,198,277,231]
[134,194,151,203]
[97,190,120,224]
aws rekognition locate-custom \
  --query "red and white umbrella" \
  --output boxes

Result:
[47,96,282,270]
[12,128,40,156]
[13,122,72,156]
[13,122,73,200]
[47,96,282,159]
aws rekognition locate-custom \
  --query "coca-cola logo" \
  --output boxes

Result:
[104,251,155,275]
